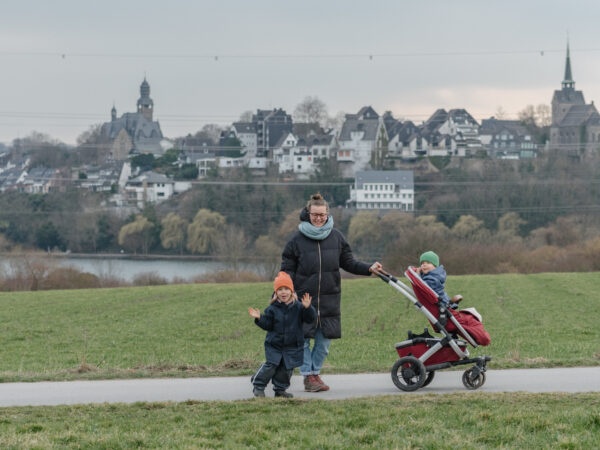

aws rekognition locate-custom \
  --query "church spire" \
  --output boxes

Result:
[137,76,154,121]
[562,41,575,90]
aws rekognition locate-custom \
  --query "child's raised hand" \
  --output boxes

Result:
[248,307,261,319]
[301,292,312,308]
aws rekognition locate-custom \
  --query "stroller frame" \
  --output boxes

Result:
[377,268,491,391]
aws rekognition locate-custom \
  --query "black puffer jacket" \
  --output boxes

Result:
[281,211,372,339]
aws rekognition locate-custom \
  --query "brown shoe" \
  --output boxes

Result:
[304,375,324,392]
[314,375,330,391]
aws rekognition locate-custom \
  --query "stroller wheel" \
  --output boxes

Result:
[422,370,435,388]
[391,356,426,392]
[462,367,486,390]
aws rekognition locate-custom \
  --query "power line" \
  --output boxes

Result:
[1,47,599,60]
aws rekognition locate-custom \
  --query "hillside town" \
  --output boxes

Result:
[0,43,596,214]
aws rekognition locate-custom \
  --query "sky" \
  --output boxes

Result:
[2,0,600,146]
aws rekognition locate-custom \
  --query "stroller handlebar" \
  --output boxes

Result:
[373,268,399,284]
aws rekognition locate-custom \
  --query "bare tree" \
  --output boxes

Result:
[239,110,253,122]
[76,124,104,146]
[253,235,280,279]
[215,224,248,275]
[518,104,551,128]
[494,106,507,119]
[201,124,223,143]
[293,96,328,126]
[324,111,346,132]
[535,104,551,127]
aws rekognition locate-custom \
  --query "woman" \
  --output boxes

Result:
[281,193,382,392]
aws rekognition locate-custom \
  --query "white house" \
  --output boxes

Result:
[387,121,426,160]
[349,170,414,211]
[421,109,482,157]
[124,171,175,209]
[272,132,299,173]
[231,122,258,158]
[337,106,388,177]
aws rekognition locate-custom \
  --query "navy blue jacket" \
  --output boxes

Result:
[420,265,451,307]
[255,299,317,369]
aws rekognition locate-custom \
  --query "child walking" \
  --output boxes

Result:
[248,271,317,398]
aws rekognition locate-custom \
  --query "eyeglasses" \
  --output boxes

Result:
[309,213,328,219]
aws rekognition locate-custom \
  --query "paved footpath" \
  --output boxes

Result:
[0,367,599,407]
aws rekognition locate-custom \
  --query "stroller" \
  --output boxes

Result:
[376,267,491,391]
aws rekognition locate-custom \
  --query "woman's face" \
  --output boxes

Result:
[309,205,328,228]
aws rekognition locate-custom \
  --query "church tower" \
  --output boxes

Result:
[137,77,154,121]
[549,40,600,155]
[551,41,585,126]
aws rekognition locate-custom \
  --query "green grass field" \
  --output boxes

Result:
[0,272,599,448]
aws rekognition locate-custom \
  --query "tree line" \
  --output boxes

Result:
[2,150,600,276]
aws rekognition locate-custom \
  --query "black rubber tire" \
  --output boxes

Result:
[462,368,486,390]
[422,370,435,388]
[391,356,427,392]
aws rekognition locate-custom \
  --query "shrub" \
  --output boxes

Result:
[132,271,168,286]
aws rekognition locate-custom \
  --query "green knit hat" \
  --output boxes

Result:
[419,251,439,267]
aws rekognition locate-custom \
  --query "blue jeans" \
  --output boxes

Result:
[300,327,331,376]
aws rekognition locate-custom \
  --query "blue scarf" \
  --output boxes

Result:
[298,216,334,240]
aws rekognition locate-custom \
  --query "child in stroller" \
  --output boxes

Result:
[415,251,490,347]
[416,251,463,310]
[374,259,491,391]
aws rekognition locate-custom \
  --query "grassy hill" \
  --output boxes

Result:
[1,271,598,382]
[1,272,599,448]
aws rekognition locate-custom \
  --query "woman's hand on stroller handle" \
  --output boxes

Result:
[369,262,383,274]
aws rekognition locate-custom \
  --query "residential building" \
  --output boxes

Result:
[75,162,122,192]
[19,167,67,194]
[387,120,424,161]
[0,166,25,192]
[124,171,175,209]
[253,108,293,157]
[479,118,537,159]
[421,109,482,157]
[231,122,258,158]
[349,170,414,211]
[272,125,337,177]
[337,106,389,177]
[272,132,299,174]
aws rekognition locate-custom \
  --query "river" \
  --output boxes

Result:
[58,256,229,282]
[1,253,276,283]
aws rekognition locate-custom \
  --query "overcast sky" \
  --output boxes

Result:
[1,0,600,145]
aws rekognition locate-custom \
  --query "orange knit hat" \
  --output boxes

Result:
[273,271,294,292]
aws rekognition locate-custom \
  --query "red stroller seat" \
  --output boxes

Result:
[405,267,491,346]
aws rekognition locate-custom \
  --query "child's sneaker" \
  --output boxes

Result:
[274,391,293,398]
[253,388,265,398]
